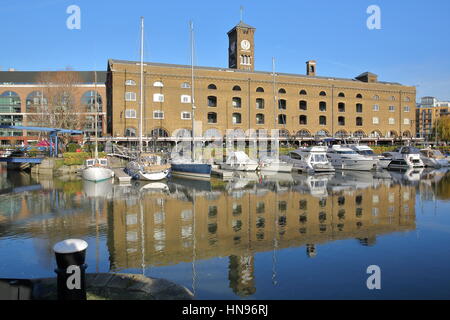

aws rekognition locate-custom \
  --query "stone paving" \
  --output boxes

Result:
[32,273,194,300]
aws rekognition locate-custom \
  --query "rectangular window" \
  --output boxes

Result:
[389,106,395,112]
[125,109,136,118]
[372,117,379,124]
[389,118,395,124]
[153,93,164,103]
[404,118,410,125]
[125,92,136,101]
[181,95,191,103]
[181,112,191,120]
[373,104,379,111]
[404,106,410,112]
[153,111,164,119]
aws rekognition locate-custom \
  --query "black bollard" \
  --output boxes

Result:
[53,239,88,300]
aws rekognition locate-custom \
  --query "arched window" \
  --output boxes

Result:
[125,79,136,86]
[81,90,102,112]
[153,81,164,87]
[338,116,345,126]
[319,116,327,125]
[338,92,345,97]
[125,127,137,137]
[173,128,192,138]
[278,114,287,125]
[403,131,412,138]
[256,113,265,125]
[278,129,290,137]
[232,85,241,91]
[297,130,311,138]
[319,91,327,96]
[256,87,264,92]
[370,130,381,138]
[181,82,191,88]
[232,97,242,108]
[356,93,363,99]
[299,90,307,95]
[26,91,47,112]
[150,128,169,138]
[256,98,264,109]
[208,84,217,90]
[1,91,21,112]
[278,88,286,94]
[208,112,217,123]
[404,97,411,102]
[389,96,396,101]
[299,100,307,110]
[319,101,327,111]
[232,113,242,124]
[356,103,363,113]
[278,99,287,110]
[335,130,349,138]
[316,129,329,137]
[338,102,345,112]
[207,96,217,107]
[356,117,363,126]
[353,130,366,138]
[373,95,380,100]
[299,115,307,125]
[203,128,222,139]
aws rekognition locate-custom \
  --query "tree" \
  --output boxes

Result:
[436,116,450,142]
[28,71,86,144]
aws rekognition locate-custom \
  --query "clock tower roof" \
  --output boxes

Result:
[227,21,256,35]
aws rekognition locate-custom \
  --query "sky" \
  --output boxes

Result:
[1,0,450,101]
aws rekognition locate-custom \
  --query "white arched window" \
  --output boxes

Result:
[125,79,136,86]
[153,81,164,87]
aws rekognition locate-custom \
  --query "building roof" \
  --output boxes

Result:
[227,21,256,34]
[108,59,404,86]
[0,71,107,84]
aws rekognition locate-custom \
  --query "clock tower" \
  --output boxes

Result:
[227,21,255,71]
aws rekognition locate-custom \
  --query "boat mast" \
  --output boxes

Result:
[139,17,144,154]
[94,70,99,159]
[272,57,276,152]
[190,21,195,163]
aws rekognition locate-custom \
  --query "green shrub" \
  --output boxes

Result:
[62,152,107,165]
[67,143,81,153]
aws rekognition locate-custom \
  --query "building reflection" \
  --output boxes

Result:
[2,167,449,296]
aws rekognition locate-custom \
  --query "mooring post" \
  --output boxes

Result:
[53,239,88,300]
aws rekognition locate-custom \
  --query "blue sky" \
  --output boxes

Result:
[1,0,450,101]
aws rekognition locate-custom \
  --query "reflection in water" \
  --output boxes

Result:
[1,165,450,298]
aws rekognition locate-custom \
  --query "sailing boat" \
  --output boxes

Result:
[125,17,170,181]
[82,71,114,182]
[170,21,212,180]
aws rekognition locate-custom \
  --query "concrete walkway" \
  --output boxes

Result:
[32,273,194,300]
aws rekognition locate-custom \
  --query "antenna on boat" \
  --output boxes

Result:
[190,21,196,163]
[139,16,144,155]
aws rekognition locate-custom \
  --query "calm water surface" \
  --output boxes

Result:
[1,164,450,299]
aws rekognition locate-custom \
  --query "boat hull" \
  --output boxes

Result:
[137,169,170,181]
[171,163,212,179]
[259,163,293,173]
[220,163,259,171]
[331,159,378,171]
[82,167,114,182]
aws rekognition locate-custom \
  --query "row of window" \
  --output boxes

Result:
[123,82,412,102]
[124,92,412,113]
[124,109,411,126]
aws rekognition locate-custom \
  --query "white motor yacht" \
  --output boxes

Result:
[327,145,378,171]
[220,151,259,171]
[280,146,335,174]
[419,148,449,168]
[385,146,424,169]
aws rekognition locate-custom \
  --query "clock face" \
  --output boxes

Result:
[241,40,250,50]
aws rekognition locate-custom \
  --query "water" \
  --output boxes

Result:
[1,165,450,299]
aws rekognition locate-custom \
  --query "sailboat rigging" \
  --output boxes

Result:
[125,17,171,181]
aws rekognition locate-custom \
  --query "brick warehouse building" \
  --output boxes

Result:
[106,21,417,146]
[0,21,417,146]
[0,71,106,145]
